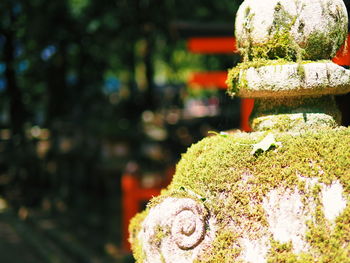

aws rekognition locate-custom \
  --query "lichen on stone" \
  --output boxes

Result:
[226,61,350,98]
[235,0,348,62]
[249,96,342,132]
[130,128,350,262]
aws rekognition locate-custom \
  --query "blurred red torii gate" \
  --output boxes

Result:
[187,35,350,131]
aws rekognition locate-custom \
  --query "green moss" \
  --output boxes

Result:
[170,128,349,207]
[130,126,350,262]
[296,64,305,80]
[267,240,298,263]
[238,2,303,62]
[129,211,148,262]
[267,240,315,263]
[149,224,171,248]
[247,30,302,62]
[195,230,242,263]
[160,127,349,262]
[249,96,341,132]
[304,25,346,60]
[226,58,294,96]
[238,2,347,62]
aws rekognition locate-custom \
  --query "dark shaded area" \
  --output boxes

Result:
[0,0,244,261]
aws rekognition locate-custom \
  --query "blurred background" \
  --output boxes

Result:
[0,0,349,262]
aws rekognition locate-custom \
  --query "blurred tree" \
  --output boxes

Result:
[0,0,244,206]
[0,0,248,258]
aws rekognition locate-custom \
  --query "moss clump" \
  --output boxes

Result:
[161,127,349,262]
[249,96,341,132]
[243,29,303,62]
[130,127,350,262]
[251,113,338,132]
[195,230,242,263]
[267,240,315,263]
[169,127,350,210]
[238,2,303,62]
[129,210,148,262]
[237,1,347,62]
[150,225,171,248]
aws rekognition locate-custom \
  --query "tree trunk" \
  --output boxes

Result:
[3,10,26,140]
[144,31,155,110]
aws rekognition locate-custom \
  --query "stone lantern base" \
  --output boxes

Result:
[130,128,350,263]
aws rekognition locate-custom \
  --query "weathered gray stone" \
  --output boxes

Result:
[235,62,350,98]
[135,198,216,263]
[235,0,348,60]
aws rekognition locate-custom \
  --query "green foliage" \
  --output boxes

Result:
[68,0,89,16]
[0,0,245,209]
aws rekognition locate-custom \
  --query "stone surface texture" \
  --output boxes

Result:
[130,130,350,262]
[235,62,350,98]
[235,0,348,60]
[134,198,216,263]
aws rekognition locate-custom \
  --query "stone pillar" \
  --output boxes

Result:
[129,1,350,262]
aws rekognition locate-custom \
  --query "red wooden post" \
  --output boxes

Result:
[188,71,254,131]
[240,99,254,132]
[121,174,140,252]
[332,35,350,66]
[187,37,237,54]
[187,37,256,131]
[121,173,161,251]
[188,72,228,89]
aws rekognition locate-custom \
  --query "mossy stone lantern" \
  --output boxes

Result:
[129,0,350,262]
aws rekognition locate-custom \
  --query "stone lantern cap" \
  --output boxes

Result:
[227,0,350,98]
[235,0,348,61]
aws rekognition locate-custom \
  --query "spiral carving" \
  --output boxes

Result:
[171,199,206,250]
[138,197,210,262]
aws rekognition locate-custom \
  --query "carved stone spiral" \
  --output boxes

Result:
[138,197,212,262]
[171,199,206,250]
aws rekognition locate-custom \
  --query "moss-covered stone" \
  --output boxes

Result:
[249,96,341,132]
[235,0,348,61]
[226,61,350,98]
[130,0,350,262]
[129,211,148,262]
[130,127,350,262]
[226,58,300,96]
